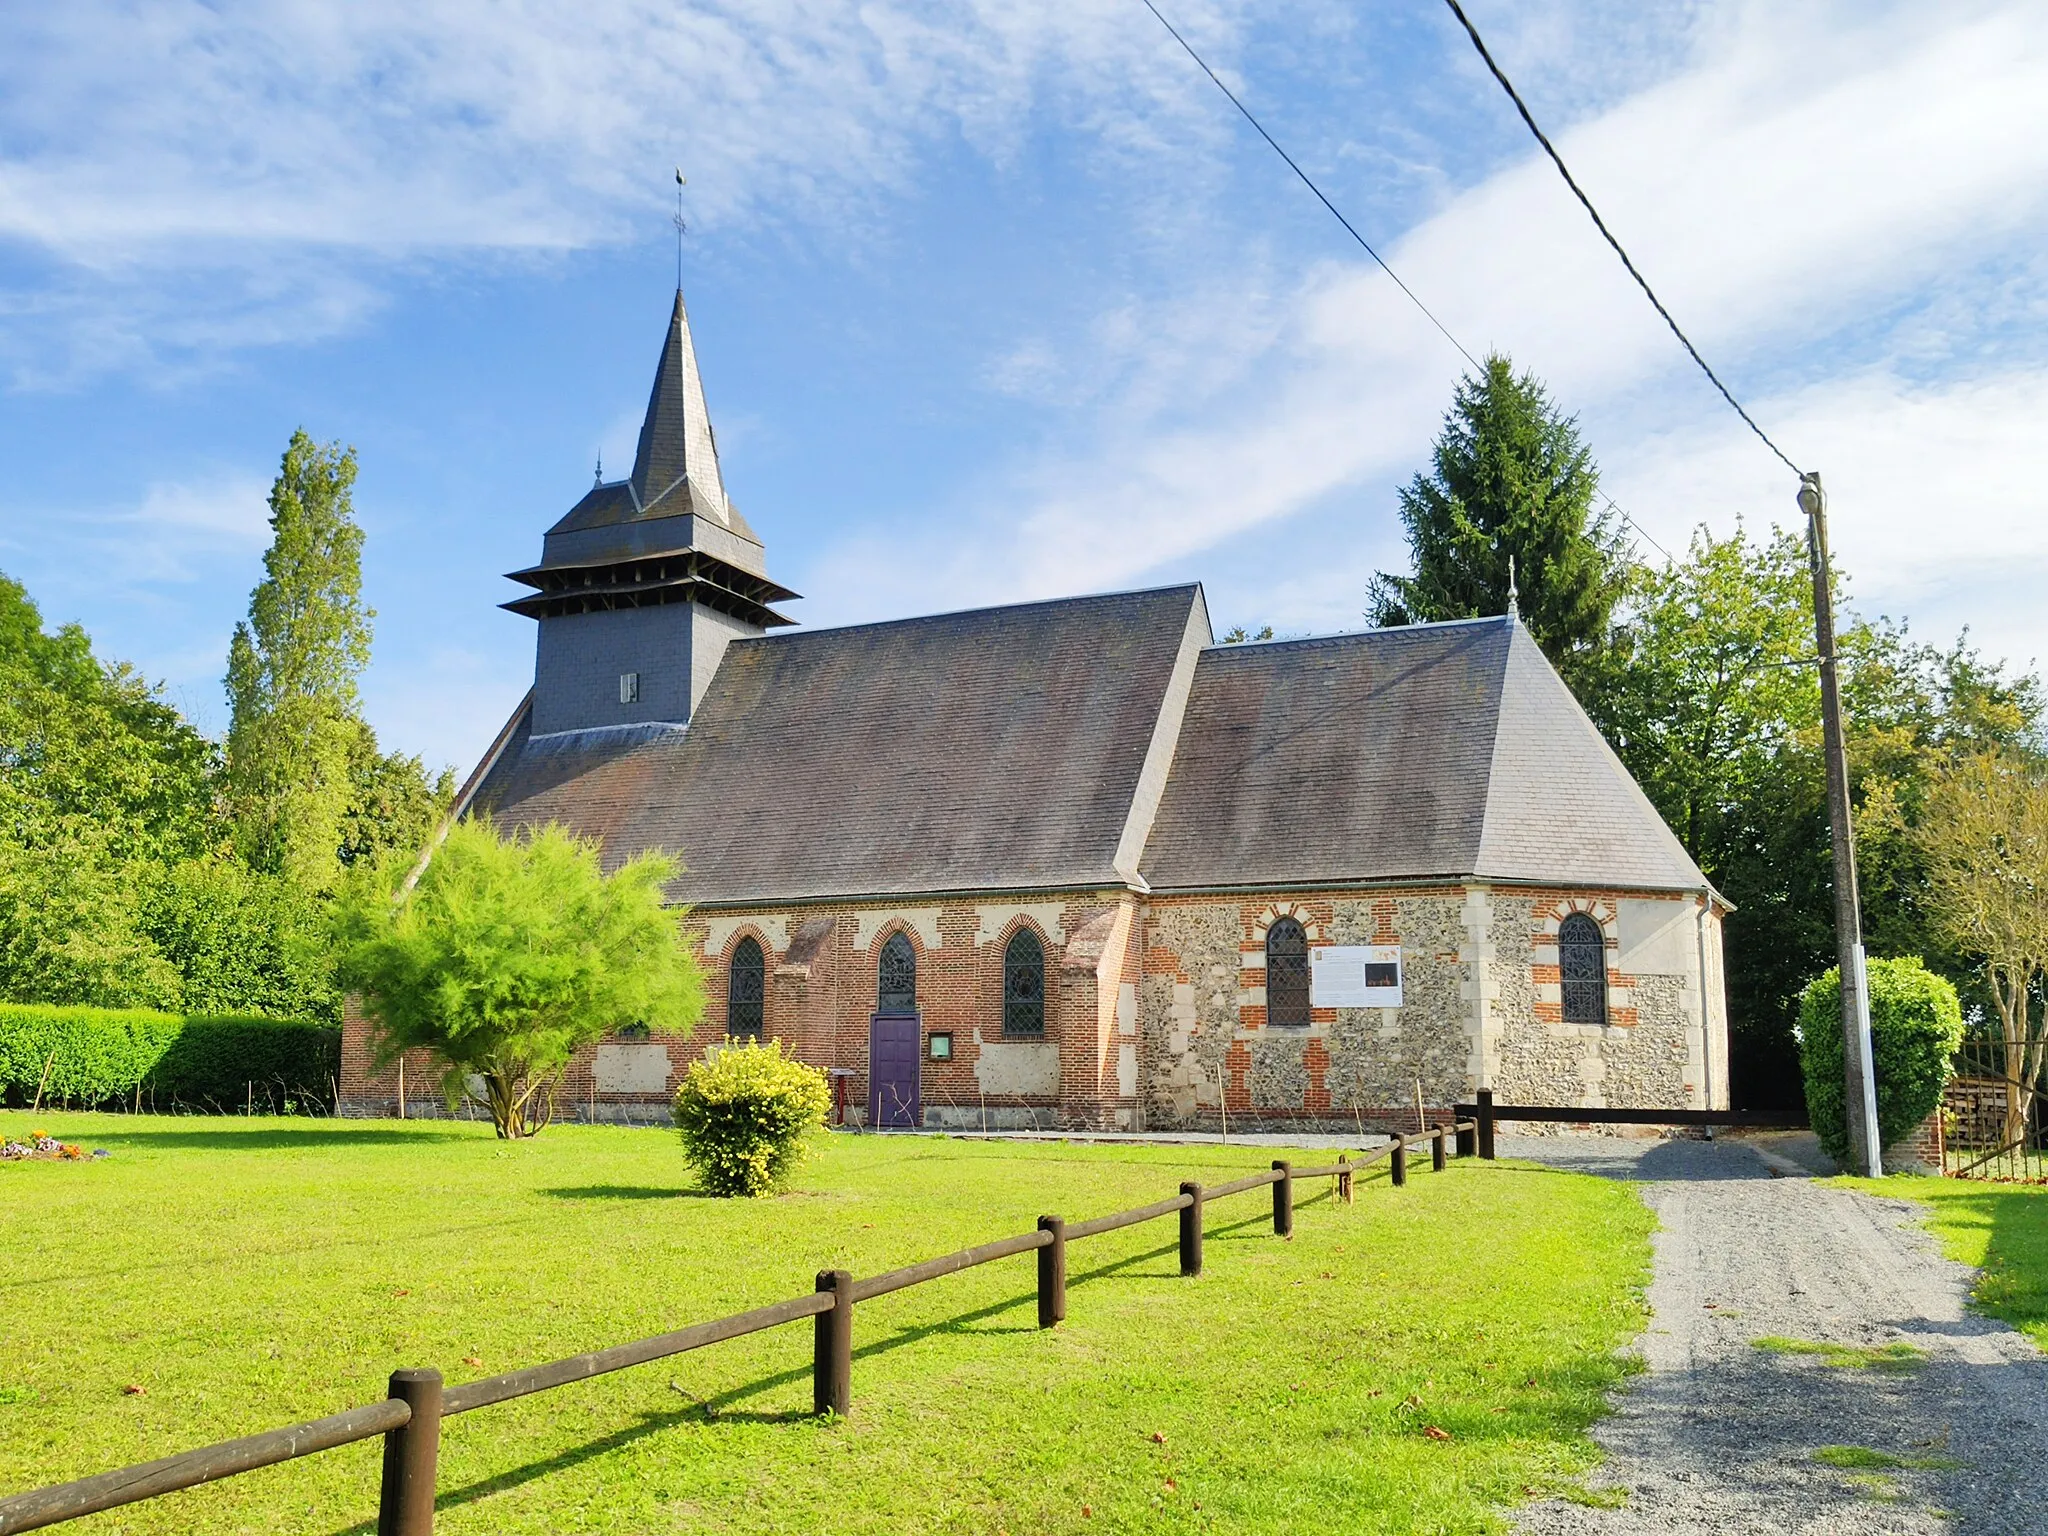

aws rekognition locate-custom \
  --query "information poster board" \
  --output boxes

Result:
[1309,945,1403,1008]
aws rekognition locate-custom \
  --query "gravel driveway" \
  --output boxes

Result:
[1508,1135,2048,1535]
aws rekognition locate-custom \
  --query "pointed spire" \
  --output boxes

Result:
[1506,556,1520,619]
[629,288,729,526]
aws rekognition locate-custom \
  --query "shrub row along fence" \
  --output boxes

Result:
[0,1005,339,1114]
[0,1121,1477,1536]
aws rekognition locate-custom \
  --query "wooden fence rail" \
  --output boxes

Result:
[0,1122,1473,1536]
[1456,1087,1807,1159]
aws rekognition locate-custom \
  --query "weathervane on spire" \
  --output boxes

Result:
[1507,555,1520,618]
[673,168,688,290]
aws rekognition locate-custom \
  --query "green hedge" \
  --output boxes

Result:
[1798,956,1964,1164]
[0,1004,340,1112]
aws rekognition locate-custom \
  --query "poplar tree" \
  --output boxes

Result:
[226,431,373,889]
[1367,354,1628,686]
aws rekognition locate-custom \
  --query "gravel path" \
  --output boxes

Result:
[1509,1135,2048,1535]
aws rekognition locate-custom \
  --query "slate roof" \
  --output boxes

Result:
[464,596,1705,907]
[469,585,1209,905]
[628,288,728,525]
[1137,616,1708,895]
[522,288,759,575]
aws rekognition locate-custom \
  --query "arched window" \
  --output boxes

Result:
[1003,929,1045,1035]
[728,936,765,1040]
[1266,917,1310,1028]
[878,932,917,1012]
[1558,913,1608,1025]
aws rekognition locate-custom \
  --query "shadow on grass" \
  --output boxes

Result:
[68,1126,479,1151]
[320,1213,1303,1531]
[0,1215,533,1295]
[542,1185,708,1202]
[1896,1179,2048,1337]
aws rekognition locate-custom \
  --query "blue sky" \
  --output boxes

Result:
[3,0,2045,774]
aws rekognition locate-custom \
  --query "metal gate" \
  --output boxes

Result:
[868,1013,922,1130]
[1942,1035,2048,1179]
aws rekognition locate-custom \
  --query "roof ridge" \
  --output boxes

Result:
[724,582,1204,645]
[1201,617,1507,655]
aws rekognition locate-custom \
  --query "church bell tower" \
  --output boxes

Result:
[503,289,798,736]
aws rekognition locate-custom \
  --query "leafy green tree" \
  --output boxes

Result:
[1586,521,2043,1106]
[1582,525,1828,1101]
[1367,354,1628,685]
[141,858,339,1022]
[0,833,184,1010]
[1917,750,2048,1145]
[336,818,703,1138]
[226,431,373,889]
[1585,524,1815,861]
[340,722,455,871]
[0,573,218,859]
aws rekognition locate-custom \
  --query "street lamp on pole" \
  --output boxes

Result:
[1798,471,1883,1177]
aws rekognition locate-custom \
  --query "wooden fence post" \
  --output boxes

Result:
[377,1368,441,1536]
[1178,1182,1204,1276]
[1036,1216,1066,1328]
[1390,1138,1407,1187]
[1271,1161,1293,1238]
[1432,1124,1448,1173]
[1337,1153,1352,1204]
[1456,1119,1476,1159]
[814,1270,853,1417]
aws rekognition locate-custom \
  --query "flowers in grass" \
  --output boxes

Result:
[0,1130,106,1162]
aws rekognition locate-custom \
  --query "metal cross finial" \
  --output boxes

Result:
[673,168,688,289]
[1507,555,1520,618]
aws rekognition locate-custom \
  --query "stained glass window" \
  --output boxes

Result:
[1559,913,1608,1025]
[1003,930,1045,1035]
[1266,917,1310,1028]
[728,936,765,1039]
[878,932,917,1012]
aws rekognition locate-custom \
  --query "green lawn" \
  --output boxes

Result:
[0,1113,1651,1535]
[1840,1174,2048,1347]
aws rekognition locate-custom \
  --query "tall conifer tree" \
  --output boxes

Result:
[226,431,372,888]
[1367,354,1628,686]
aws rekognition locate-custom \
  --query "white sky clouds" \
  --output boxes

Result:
[2,0,2045,764]
[809,0,2048,674]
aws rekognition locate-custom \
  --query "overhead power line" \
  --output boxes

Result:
[1139,0,1480,373]
[1438,0,1804,479]
[1138,0,1674,564]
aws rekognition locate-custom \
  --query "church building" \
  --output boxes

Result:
[339,289,1731,1132]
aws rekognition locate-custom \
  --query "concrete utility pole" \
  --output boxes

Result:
[1799,472,1883,1178]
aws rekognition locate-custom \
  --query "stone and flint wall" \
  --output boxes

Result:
[340,882,1728,1129]
[1139,885,1729,1133]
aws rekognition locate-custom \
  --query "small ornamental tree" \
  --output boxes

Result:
[673,1040,830,1196]
[1798,956,1964,1165]
[335,818,701,1138]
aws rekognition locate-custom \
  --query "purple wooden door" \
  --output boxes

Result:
[868,1013,922,1129]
